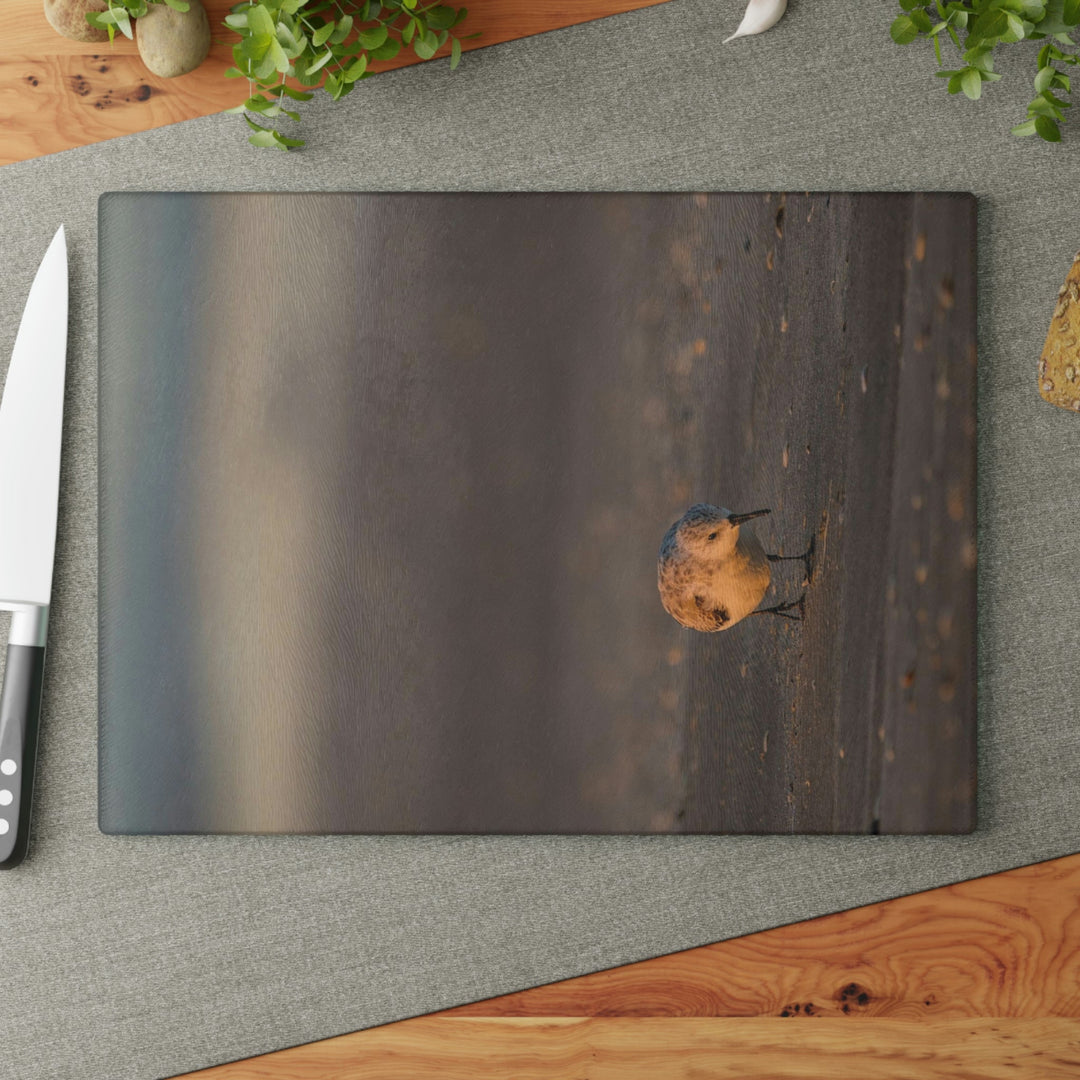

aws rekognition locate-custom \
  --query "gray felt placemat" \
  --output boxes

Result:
[0,1,1078,1077]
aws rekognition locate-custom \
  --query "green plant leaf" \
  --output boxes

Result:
[94,2,135,39]
[961,66,983,98]
[268,37,291,72]
[1035,64,1056,89]
[312,20,335,46]
[330,14,354,42]
[910,8,933,32]
[247,3,276,37]
[1040,0,1073,33]
[1036,112,1063,137]
[425,4,457,29]
[307,48,334,74]
[413,34,437,58]
[1028,93,1064,115]
[1006,12,1026,38]
[240,32,272,61]
[968,7,1008,44]
[891,14,920,43]
[965,47,995,72]
[1011,117,1039,134]
[261,101,301,121]
[368,37,401,59]
[277,21,301,53]
[450,34,461,68]
[253,47,278,80]
[248,129,288,149]
[358,24,388,49]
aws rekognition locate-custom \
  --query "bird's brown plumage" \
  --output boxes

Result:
[657,504,771,632]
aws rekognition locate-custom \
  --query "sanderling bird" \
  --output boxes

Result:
[657,503,813,632]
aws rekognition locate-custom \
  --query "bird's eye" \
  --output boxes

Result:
[708,531,718,540]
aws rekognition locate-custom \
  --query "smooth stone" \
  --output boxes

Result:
[43,0,110,42]
[135,0,211,79]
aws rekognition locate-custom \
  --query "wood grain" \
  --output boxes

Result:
[3,0,671,165]
[449,852,1080,1019]
[174,854,1080,1078]
[185,1018,1080,1079]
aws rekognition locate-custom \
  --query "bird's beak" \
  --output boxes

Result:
[728,509,771,525]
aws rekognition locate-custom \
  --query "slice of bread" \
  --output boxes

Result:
[1039,252,1080,412]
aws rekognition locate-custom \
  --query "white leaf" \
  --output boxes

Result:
[723,0,788,44]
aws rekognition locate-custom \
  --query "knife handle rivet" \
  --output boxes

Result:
[0,820,8,835]
[0,760,15,776]
[0,791,10,806]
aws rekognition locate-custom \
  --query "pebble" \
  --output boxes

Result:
[136,0,211,78]
[43,0,109,42]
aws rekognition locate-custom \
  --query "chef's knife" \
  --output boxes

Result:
[0,226,68,869]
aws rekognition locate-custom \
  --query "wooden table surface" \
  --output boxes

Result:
[178,853,1080,1078]
[3,0,671,165]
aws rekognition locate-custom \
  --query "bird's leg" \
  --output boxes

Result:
[750,595,805,621]
[767,535,816,585]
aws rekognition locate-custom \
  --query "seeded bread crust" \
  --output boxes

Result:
[1039,252,1080,412]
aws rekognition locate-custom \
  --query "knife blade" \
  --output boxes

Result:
[0,225,68,868]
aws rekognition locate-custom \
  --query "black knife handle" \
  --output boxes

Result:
[0,644,46,868]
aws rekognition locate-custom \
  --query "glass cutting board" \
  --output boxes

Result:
[98,191,977,835]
